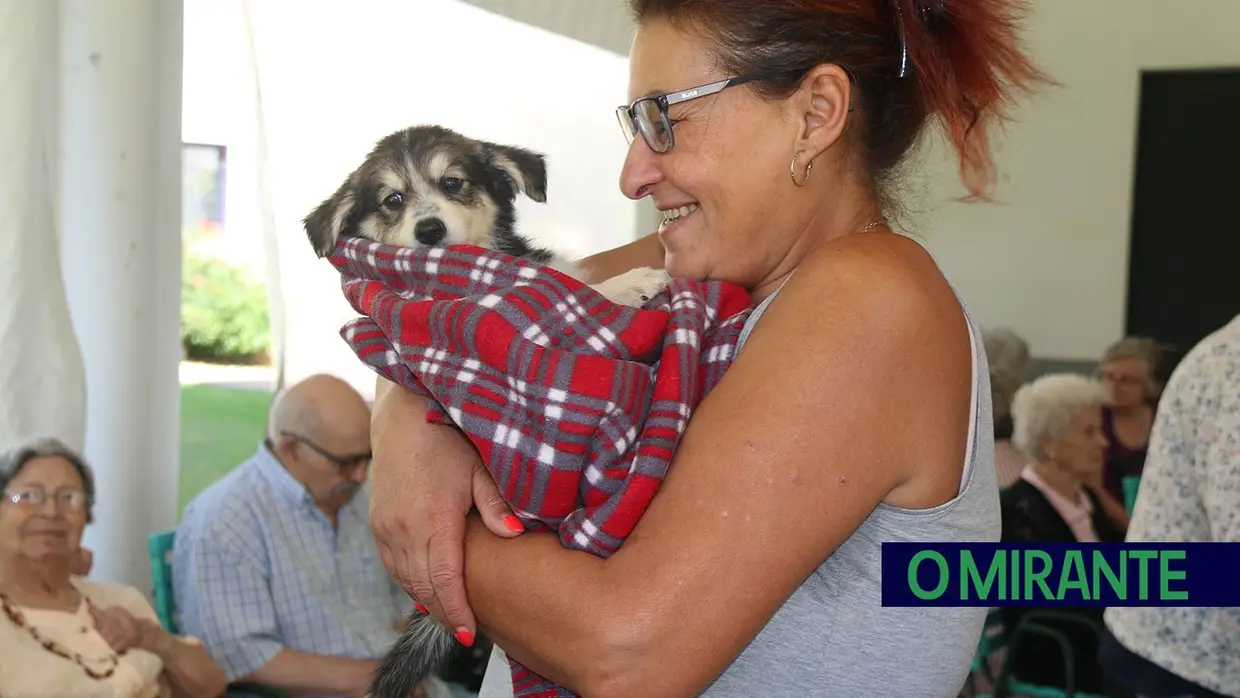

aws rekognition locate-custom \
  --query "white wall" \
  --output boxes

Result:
[182,0,263,272]
[916,0,1240,360]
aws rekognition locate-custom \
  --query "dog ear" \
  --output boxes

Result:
[486,144,548,203]
[302,183,357,258]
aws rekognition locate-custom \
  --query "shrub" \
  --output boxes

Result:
[181,251,271,363]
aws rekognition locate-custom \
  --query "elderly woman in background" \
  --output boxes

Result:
[983,328,1032,488]
[1098,337,1159,502]
[0,436,226,698]
[1000,374,1129,694]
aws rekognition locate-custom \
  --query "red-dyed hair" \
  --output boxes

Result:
[629,0,1052,201]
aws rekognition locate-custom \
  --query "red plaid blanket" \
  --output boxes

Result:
[328,237,751,697]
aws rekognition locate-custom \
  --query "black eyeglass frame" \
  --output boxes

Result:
[616,71,778,154]
[268,431,372,472]
[616,67,857,154]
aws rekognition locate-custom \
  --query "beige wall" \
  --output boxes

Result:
[918,0,1240,360]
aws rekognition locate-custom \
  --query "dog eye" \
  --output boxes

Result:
[382,192,404,209]
[440,177,463,193]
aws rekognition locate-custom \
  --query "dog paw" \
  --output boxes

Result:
[590,267,671,307]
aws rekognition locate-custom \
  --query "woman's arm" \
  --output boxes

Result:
[463,236,975,697]
[574,232,664,283]
[1085,482,1130,532]
[137,620,228,698]
[370,376,523,634]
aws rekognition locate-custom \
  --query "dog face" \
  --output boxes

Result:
[304,125,548,257]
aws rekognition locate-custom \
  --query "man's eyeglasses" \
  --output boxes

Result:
[272,432,372,472]
[4,487,90,512]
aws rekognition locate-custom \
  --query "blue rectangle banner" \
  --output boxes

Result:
[881,542,1240,607]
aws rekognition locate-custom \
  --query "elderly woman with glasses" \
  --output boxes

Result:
[1000,374,1129,694]
[0,436,226,698]
[362,1,1052,696]
[1097,336,1160,502]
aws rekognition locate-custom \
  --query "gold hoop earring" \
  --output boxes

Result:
[790,153,813,187]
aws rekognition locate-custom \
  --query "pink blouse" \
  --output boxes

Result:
[1020,465,1099,543]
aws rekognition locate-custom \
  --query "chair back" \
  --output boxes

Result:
[1122,476,1141,515]
[147,529,179,634]
[145,529,290,698]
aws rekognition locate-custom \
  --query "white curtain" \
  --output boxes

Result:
[0,0,88,452]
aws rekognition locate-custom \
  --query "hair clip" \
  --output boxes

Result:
[894,1,909,78]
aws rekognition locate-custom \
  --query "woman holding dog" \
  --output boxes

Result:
[370,0,1049,695]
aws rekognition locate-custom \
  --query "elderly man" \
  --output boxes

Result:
[173,374,450,698]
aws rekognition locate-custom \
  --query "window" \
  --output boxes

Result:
[182,143,227,235]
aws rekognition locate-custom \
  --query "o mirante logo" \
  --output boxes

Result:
[881,543,1240,607]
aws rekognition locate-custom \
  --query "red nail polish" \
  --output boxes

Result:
[504,514,525,532]
[414,602,429,615]
[455,628,475,647]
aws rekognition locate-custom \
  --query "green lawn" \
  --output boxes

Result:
[178,385,273,515]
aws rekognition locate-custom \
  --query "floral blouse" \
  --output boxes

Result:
[1104,314,1240,697]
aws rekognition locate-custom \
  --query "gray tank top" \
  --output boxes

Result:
[479,278,1000,698]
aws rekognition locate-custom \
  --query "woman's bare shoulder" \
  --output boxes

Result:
[737,231,973,503]
[752,232,968,364]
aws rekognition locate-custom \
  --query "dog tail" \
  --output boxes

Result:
[370,612,458,698]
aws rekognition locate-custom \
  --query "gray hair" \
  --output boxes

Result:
[0,436,96,522]
[1011,373,1107,462]
[1099,336,1161,397]
[983,328,1031,421]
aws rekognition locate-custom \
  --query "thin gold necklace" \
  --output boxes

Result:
[856,219,888,234]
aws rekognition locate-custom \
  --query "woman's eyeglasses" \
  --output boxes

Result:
[617,67,851,154]
[4,487,90,512]
[616,70,789,154]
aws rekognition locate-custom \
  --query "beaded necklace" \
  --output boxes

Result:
[0,588,121,679]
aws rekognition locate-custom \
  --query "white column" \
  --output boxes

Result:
[59,0,185,592]
[0,1,88,451]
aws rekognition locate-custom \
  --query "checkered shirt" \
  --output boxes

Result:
[329,237,752,698]
[172,444,411,696]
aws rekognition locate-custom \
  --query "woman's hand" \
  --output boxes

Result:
[369,379,524,640]
[89,604,143,654]
[128,616,229,698]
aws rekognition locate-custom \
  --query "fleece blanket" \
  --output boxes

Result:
[328,236,752,698]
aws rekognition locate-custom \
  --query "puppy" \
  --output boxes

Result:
[304,124,669,307]
[303,125,668,698]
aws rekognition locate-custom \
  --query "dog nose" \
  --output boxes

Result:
[414,218,447,245]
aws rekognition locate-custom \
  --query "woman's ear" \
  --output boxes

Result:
[791,63,853,163]
[1039,436,1057,464]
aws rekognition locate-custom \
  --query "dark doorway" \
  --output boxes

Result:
[1126,68,1240,383]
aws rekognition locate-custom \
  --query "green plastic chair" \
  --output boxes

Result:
[1122,475,1141,514]
[981,610,1107,698]
[147,529,180,634]
[146,529,288,698]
